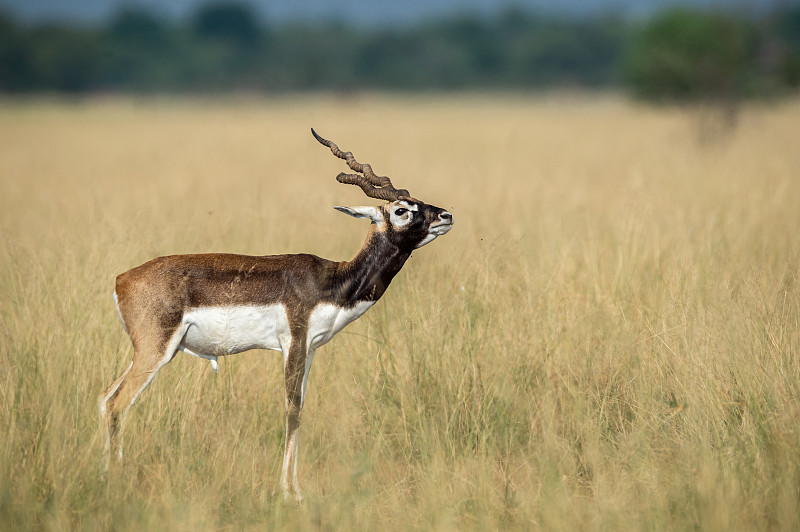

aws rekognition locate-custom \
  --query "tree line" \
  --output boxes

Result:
[0,2,798,100]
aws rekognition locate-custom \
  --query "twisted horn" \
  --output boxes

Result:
[312,128,410,200]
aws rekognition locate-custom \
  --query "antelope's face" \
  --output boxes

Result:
[384,198,453,248]
[334,198,453,249]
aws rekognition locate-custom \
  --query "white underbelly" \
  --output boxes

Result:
[180,304,289,356]
[178,301,376,358]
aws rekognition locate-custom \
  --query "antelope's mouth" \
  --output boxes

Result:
[430,220,453,235]
[415,220,453,248]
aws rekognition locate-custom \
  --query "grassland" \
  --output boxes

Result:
[1,94,799,530]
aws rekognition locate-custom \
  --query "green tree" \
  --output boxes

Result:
[189,2,265,89]
[0,12,35,91]
[770,6,800,89]
[27,25,106,92]
[191,2,261,50]
[624,9,753,101]
[105,8,178,90]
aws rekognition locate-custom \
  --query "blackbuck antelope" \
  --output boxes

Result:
[99,129,453,502]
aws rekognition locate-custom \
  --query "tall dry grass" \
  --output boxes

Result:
[1,95,799,530]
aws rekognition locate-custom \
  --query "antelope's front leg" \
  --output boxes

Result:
[281,339,307,503]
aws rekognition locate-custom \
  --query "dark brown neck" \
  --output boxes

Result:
[333,225,411,307]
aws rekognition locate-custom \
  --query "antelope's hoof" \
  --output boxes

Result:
[282,488,304,505]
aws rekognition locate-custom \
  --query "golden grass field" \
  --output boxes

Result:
[1,94,799,530]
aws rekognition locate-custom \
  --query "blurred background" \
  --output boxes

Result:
[0,0,798,101]
[3,3,800,529]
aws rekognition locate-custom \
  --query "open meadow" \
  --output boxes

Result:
[1,95,799,530]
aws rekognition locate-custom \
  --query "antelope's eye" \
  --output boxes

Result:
[395,208,408,216]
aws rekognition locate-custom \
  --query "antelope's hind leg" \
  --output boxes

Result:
[99,324,186,470]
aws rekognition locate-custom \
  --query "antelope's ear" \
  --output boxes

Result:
[334,205,383,224]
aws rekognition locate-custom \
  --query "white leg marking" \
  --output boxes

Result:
[113,290,128,334]
[116,325,188,461]
[289,347,315,501]
[99,360,133,471]
[290,430,302,502]
[280,340,293,498]
[301,348,315,408]
[283,425,302,503]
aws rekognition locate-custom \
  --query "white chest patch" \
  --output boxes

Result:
[180,304,290,357]
[306,301,374,349]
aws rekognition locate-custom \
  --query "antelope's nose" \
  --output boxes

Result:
[439,211,453,223]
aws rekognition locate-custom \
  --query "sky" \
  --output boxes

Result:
[0,0,787,26]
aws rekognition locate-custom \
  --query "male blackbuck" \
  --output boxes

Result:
[98,129,453,502]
